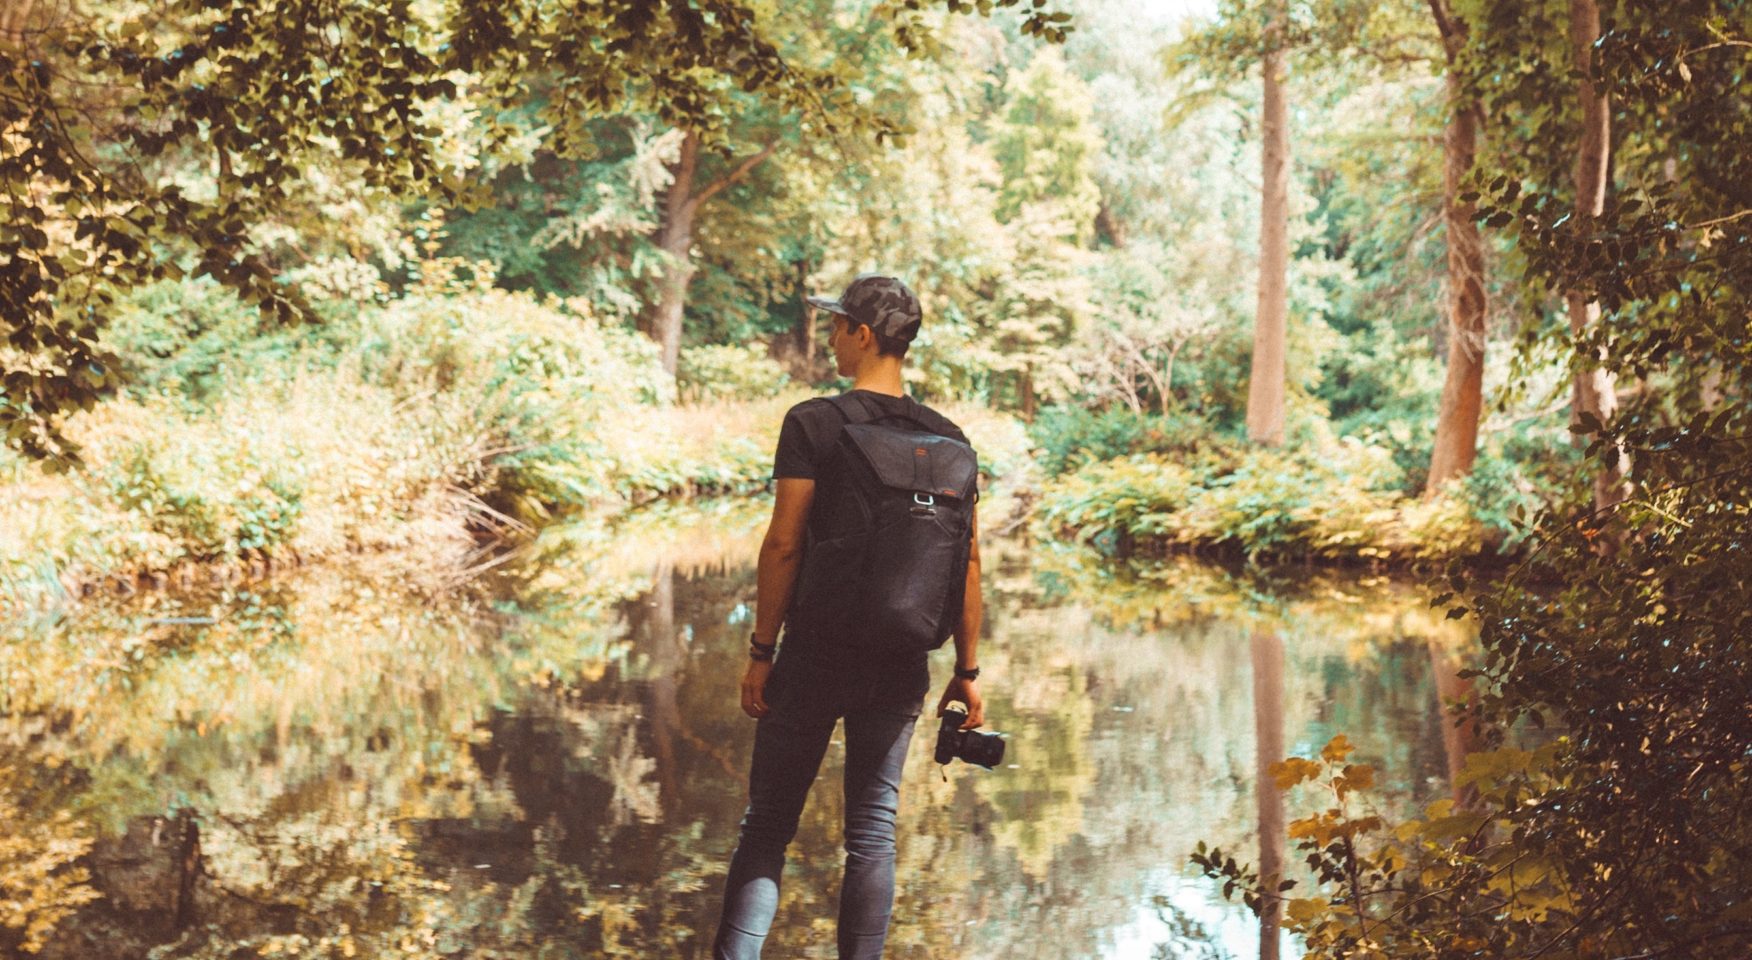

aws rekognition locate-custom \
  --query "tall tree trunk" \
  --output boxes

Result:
[1566,0,1629,514]
[1426,93,1487,492]
[1427,639,1481,811]
[1251,629,1287,960]
[1425,1,1488,494]
[1247,35,1291,447]
[645,132,780,379]
[645,561,681,810]
[651,132,701,378]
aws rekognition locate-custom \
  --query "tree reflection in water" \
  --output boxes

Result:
[1251,629,1287,960]
[0,504,1475,958]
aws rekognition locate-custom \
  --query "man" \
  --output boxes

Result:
[711,274,986,960]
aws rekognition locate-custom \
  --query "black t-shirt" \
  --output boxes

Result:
[768,390,972,701]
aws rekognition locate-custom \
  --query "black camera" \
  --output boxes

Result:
[934,703,1007,769]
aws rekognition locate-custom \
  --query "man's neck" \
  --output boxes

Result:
[850,360,905,398]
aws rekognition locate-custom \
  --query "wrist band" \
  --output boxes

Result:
[749,633,776,662]
[954,665,980,681]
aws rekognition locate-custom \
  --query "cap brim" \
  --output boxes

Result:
[805,295,851,316]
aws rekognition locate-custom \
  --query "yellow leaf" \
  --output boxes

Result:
[1269,756,1322,790]
[1321,734,1355,764]
[1336,762,1376,799]
[1285,898,1327,923]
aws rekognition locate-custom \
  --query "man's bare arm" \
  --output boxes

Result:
[955,506,983,670]
[938,506,985,729]
[741,477,813,719]
[753,478,815,645]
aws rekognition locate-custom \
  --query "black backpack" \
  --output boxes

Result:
[785,394,979,657]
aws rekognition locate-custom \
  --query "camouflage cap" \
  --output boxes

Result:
[806,273,923,344]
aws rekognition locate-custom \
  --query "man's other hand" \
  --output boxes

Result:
[936,677,984,730]
[740,659,774,719]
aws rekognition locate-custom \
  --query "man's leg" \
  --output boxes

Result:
[713,705,837,960]
[836,699,921,960]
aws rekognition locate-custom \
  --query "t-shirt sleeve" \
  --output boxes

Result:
[772,407,818,479]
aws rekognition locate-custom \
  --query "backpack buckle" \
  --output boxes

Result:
[911,492,937,517]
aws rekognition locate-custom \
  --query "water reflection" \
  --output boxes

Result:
[1251,629,1286,960]
[0,502,1474,958]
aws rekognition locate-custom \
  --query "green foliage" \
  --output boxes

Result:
[1194,3,1752,958]
[1035,429,1487,563]
[1027,404,1219,477]
[1,0,1076,466]
[105,443,304,562]
[0,262,826,606]
[436,118,676,309]
[677,343,791,404]
[100,279,300,403]
[992,49,1103,241]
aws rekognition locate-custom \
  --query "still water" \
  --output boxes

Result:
[0,500,1475,959]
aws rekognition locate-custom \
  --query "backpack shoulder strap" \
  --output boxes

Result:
[837,391,946,435]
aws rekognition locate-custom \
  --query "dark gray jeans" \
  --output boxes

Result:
[712,661,924,960]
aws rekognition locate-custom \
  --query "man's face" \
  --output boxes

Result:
[827,314,859,377]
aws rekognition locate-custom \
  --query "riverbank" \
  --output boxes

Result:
[1,270,1545,615]
[0,273,1036,616]
[1031,431,1537,567]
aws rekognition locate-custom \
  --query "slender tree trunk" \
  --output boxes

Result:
[1247,35,1291,447]
[645,132,780,379]
[651,132,701,377]
[1160,340,1183,416]
[1020,370,1037,421]
[1426,74,1488,493]
[1566,0,1629,514]
[174,811,202,930]
[646,561,681,810]
[1095,199,1128,248]
[1130,341,1167,415]
[1252,629,1287,960]
[1427,639,1481,811]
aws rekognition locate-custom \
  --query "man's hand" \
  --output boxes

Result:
[740,659,774,719]
[936,677,984,731]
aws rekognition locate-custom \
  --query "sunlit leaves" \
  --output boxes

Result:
[2,0,1076,464]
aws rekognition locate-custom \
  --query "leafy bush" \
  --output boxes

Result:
[1032,454,1200,546]
[1028,404,1231,477]
[677,343,791,403]
[102,278,291,402]
[1035,432,1489,562]
[351,268,675,517]
[0,264,802,607]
